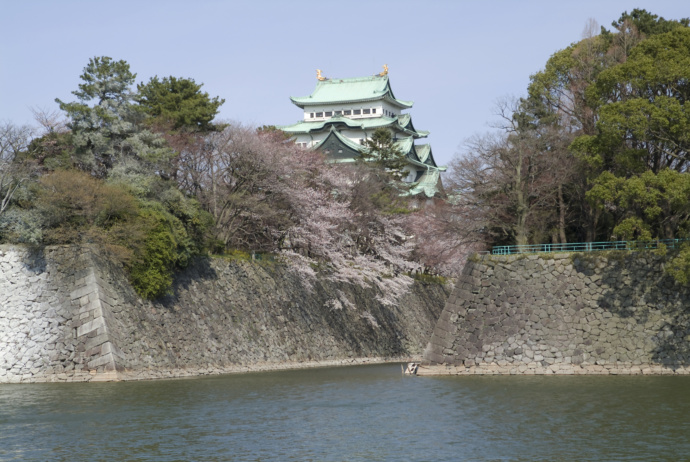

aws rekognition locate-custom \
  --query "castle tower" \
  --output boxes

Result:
[278,68,446,197]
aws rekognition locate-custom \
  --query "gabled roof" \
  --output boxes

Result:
[290,75,413,109]
[404,144,446,171]
[311,130,445,197]
[415,144,445,171]
[312,132,445,170]
[313,130,419,161]
[393,136,415,155]
[278,114,428,139]
[415,144,431,163]
[312,126,364,162]
[397,114,429,137]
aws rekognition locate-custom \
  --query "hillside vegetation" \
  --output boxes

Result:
[444,9,690,283]
[0,58,444,299]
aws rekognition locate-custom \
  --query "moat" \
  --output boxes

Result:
[2,364,689,461]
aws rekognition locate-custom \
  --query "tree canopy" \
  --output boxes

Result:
[55,56,171,179]
[447,9,690,283]
[0,55,429,300]
[136,76,224,131]
[360,127,408,182]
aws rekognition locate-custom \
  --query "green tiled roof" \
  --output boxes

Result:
[283,72,445,197]
[398,114,429,137]
[313,127,365,155]
[415,144,431,163]
[290,75,413,109]
[406,154,446,172]
[280,115,395,133]
[278,114,428,139]
[310,130,445,197]
[393,136,415,154]
[405,168,442,198]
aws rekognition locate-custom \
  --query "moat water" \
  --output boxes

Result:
[1,364,689,461]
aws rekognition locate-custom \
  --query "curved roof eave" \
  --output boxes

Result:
[425,149,446,170]
[279,115,427,138]
[397,114,429,138]
[280,115,398,132]
[290,94,413,109]
[407,157,439,170]
[404,169,442,197]
[383,79,414,109]
[393,136,415,154]
[384,95,413,109]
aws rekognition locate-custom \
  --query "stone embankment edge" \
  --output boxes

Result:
[421,251,690,376]
[24,356,422,383]
[114,356,423,381]
[417,363,690,376]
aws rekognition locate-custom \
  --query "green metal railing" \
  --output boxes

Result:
[490,238,688,256]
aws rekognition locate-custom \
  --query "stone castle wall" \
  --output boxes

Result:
[0,245,449,383]
[421,252,690,375]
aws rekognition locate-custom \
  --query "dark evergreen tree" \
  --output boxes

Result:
[360,128,408,181]
[136,76,224,131]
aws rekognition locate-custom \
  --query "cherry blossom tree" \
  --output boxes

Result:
[178,123,420,302]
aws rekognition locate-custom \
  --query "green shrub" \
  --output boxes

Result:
[667,244,690,285]
[127,208,183,299]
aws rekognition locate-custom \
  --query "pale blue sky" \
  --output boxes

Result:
[1,1,687,166]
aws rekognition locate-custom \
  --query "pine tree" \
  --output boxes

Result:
[359,128,408,181]
[56,56,171,179]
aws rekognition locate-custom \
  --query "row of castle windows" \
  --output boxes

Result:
[310,108,387,118]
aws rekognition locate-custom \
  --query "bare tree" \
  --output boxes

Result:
[447,100,576,247]
[0,122,34,216]
[30,107,68,135]
[405,199,484,276]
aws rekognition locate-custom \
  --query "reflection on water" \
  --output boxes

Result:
[1,364,689,461]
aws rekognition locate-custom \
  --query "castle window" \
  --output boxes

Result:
[316,112,323,117]
[335,111,342,115]
[372,108,377,114]
[344,110,352,115]
[363,109,371,114]
[310,113,314,118]
[353,109,361,115]
[325,111,333,117]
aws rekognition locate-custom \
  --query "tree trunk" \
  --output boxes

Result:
[515,205,529,246]
[514,149,529,246]
[585,206,600,242]
[558,183,567,243]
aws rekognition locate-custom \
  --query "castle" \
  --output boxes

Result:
[278,67,445,197]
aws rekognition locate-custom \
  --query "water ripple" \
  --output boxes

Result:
[1,366,689,461]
